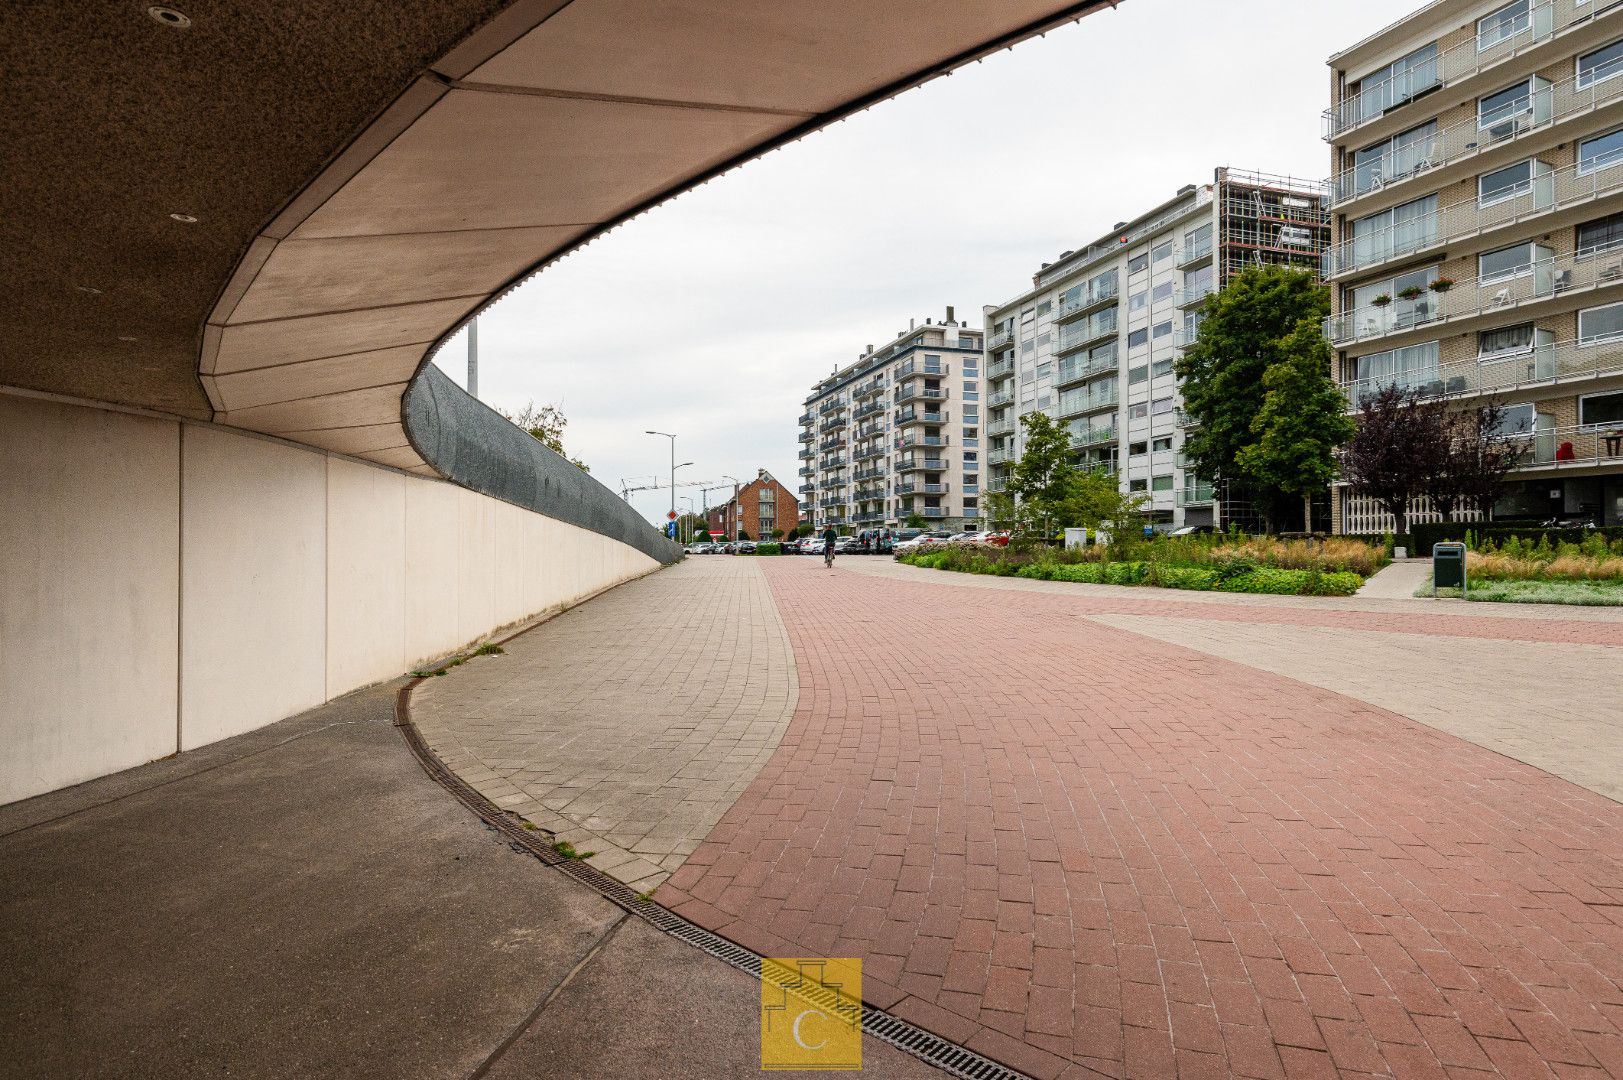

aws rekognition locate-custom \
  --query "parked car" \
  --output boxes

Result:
[796,536,822,555]
[833,536,861,554]
[1168,525,1217,537]
[733,540,756,554]
[688,542,713,554]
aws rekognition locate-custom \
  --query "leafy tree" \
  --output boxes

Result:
[694,529,712,541]
[1339,385,1447,536]
[904,512,927,529]
[737,529,751,541]
[496,401,590,472]
[771,528,784,539]
[1005,412,1145,536]
[1235,318,1352,531]
[1175,266,1329,519]
[1439,402,1529,521]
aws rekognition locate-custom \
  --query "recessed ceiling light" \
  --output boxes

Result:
[169,212,198,223]
[76,285,103,295]
[147,6,191,28]
[119,335,140,342]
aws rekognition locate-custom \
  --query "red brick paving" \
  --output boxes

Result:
[657,563,1623,1079]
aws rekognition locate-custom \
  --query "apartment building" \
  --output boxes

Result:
[983,168,1330,531]
[705,469,799,541]
[797,311,985,532]
[1325,0,1623,531]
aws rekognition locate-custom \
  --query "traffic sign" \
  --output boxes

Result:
[667,510,678,520]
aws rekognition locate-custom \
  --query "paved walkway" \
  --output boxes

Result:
[0,674,934,1079]
[651,557,1623,1080]
[412,557,796,892]
[1356,559,1434,600]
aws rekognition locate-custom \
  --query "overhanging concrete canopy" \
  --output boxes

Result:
[4,0,1117,475]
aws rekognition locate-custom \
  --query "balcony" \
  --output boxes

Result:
[1340,335,1623,408]
[853,510,887,523]
[853,400,885,421]
[1056,388,1119,419]
[1324,156,1623,279]
[817,495,845,509]
[987,448,1014,465]
[1178,240,1214,268]
[1057,311,1118,354]
[798,465,814,477]
[819,456,847,470]
[1176,481,1215,507]
[1069,425,1117,449]
[1327,68,1623,210]
[988,328,1014,350]
[819,436,846,452]
[797,411,814,426]
[821,415,848,433]
[1322,0,1610,141]
[988,357,1016,380]
[1174,281,1215,308]
[897,433,950,451]
[1329,251,1623,346]
[853,445,885,462]
[895,359,946,380]
[1511,422,1623,469]
[798,447,815,460]
[852,376,887,399]
[894,385,947,405]
[896,457,947,473]
[1056,353,1118,387]
[987,389,1014,408]
[987,477,1008,493]
[897,407,947,426]
[919,507,948,518]
[818,399,845,415]
[853,464,886,481]
[1055,279,1119,322]
[895,481,949,496]
[987,417,1015,436]
[852,486,886,502]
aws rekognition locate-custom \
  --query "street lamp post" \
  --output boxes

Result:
[722,473,740,541]
[645,430,677,524]
[679,496,695,545]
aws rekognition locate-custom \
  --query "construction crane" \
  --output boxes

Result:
[617,477,716,502]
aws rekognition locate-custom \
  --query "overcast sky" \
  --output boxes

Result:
[432,0,1420,527]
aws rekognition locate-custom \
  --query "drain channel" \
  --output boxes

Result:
[394,680,1035,1080]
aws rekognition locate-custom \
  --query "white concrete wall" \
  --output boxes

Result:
[0,393,661,805]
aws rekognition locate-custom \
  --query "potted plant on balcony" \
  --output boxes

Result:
[1428,277,1454,293]
[1397,286,1424,301]
[1371,293,1392,307]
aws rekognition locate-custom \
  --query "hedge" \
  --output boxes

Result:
[998,559,1361,596]
[1409,521,1623,553]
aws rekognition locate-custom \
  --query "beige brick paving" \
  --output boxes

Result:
[1088,614,1623,803]
[411,557,796,892]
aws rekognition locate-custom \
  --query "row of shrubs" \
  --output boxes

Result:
[898,548,1364,596]
[1408,521,1623,554]
[735,542,785,555]
[1465,531,1623,583]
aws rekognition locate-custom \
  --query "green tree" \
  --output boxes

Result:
[496,401,590,472]
[904,512,927,529]
[1235,318,1353,532]
[1005,412,1145,536]
[1175,266,1329,521]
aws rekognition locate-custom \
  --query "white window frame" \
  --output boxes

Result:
[1478,241,1538,284]
[1478,79,1533,130]
[1478,158,1533,206]
[1578,388,1623,428]
[1477,0,1531,53]
[1577,39,1623,90]
[1476,322,1536,362]
[1578,301,1623,344]
[1578,127,1623,176]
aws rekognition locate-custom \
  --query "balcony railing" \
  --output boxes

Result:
[853,445,885,462]
[896,433,950,450]
[987,448,1014,465]
[798,447,815,460]
[987,477,1008,493]
[819,456,847,470]
[853,486,886,502]
[853,510,887,523]
[918,507,948,518]
[1055,278,1120,321]
[819,399,845,415]
[1056,354,1118,387]
[852,376,887,399]
[1069,425,1117,449]
[820,415,848,432]
[987,418,1015,436]
[818,497,845,509]
[797,412,814,426]
[895,359,946,380]
[1327,63,1623,208]
[897,407,947,425]
[896,457,947,472]
[1340,335,1623,407]
[798,465,814,477]
[1056,388,1119,419]
[895,481,949,496]
[798,483,815,494]
[853,400,884,420]
[894,386,947,405]
[1322,0,1612,141]
[1327,250,1623,346]
[988,357,1016,379]
[1178,240,1214,268]
[988,328,1014,350]
[853,465,885,482]
[819,437,846,453]
[1175,281,1215,308]
[1512,423,1623,469]
[853,422,884,440]
[988,389,1014,407]
[1176,481,1215,507]
[1325,155,1623,279]
[1058,311,1118,354]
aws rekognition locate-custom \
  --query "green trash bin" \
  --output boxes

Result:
[1432,542,1467,596]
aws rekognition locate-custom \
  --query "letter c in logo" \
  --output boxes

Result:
[792,1009,828,1051]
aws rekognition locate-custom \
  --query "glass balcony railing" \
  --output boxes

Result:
[1322,0,1605,141]
[896,457,947,472]
[1068,425,1117,449]
[1056,354,1118,386]
[1324,156,1623,278]
[896,407,947,425]
[895,481,949,496]
[853,400,884,420]
[1340,335,1623,407]
[987,448,1014,465]
[988,357,1016,380]
[1174,281,1215,308]
[1177,240,1214,267]
[988,389,1014,408]
[1327,63,1623,208]
[988,328,1014,350]
[1176,481,1215,507]
[1058,311,1118,353]
[1513,422,1623,469]
[987,418,1016,436]
[896,433,950,451]
[1055,279,1120,321]
[1327,250,1623,346]
[1056,388,1119,419]
[894,385,947,405]
[820,415,847,432]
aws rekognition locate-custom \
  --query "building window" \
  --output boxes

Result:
[1150,397,1174,415]
[1478,81,1532,130]
[1184,222,1212,254]
[1128,402,1148,419]
[1580,390,1623,426]
[1151,475,1174,491]
[1578,39,1623,89]
[1354,42,1438,122]
[1487,403,1535,437]
[1152,241,1173,263]
[1129,442,1148,456]
[1479,241,1537,282]
[1128,328,1149,349]
[1152,437,1172,452]
[1128,364,1149,384]
[1478,160,1532,206]
[1128,253,1149,274]
[1152,282,1173,303]
[1129,478,1148,492]
[1152,321,1172,339]
[1478,323,1535,358]
[1129,290,1147,311]
[1577,210,1623,256]
[1578,301,1623,343]
[1352,121,1438,193]
[1478,0,1530,52]
[1152,357,1174,378]
[963,497,977,509]
[1351,194,1437,265]
[1581,128,1623,175]
[1353,340,1441,391]
[1036,300,1051,315]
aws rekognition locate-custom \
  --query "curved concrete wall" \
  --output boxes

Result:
[0,392,661,805]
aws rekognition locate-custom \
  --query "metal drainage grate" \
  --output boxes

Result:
[394,680,1035,1080]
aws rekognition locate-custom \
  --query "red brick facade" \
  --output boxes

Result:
[705,470,799,540]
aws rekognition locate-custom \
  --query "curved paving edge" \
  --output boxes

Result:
[409,557,797,891]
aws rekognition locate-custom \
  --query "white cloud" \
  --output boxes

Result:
[436,0,1422,526]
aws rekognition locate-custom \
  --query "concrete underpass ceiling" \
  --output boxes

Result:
[4,0,1114,472]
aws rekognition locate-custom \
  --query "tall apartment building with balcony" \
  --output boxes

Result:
[1325,0,1623,531]
[983,168,1330,530]
[797,312,984,532]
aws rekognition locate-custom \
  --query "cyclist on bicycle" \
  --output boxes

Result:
[822,525,838,570]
